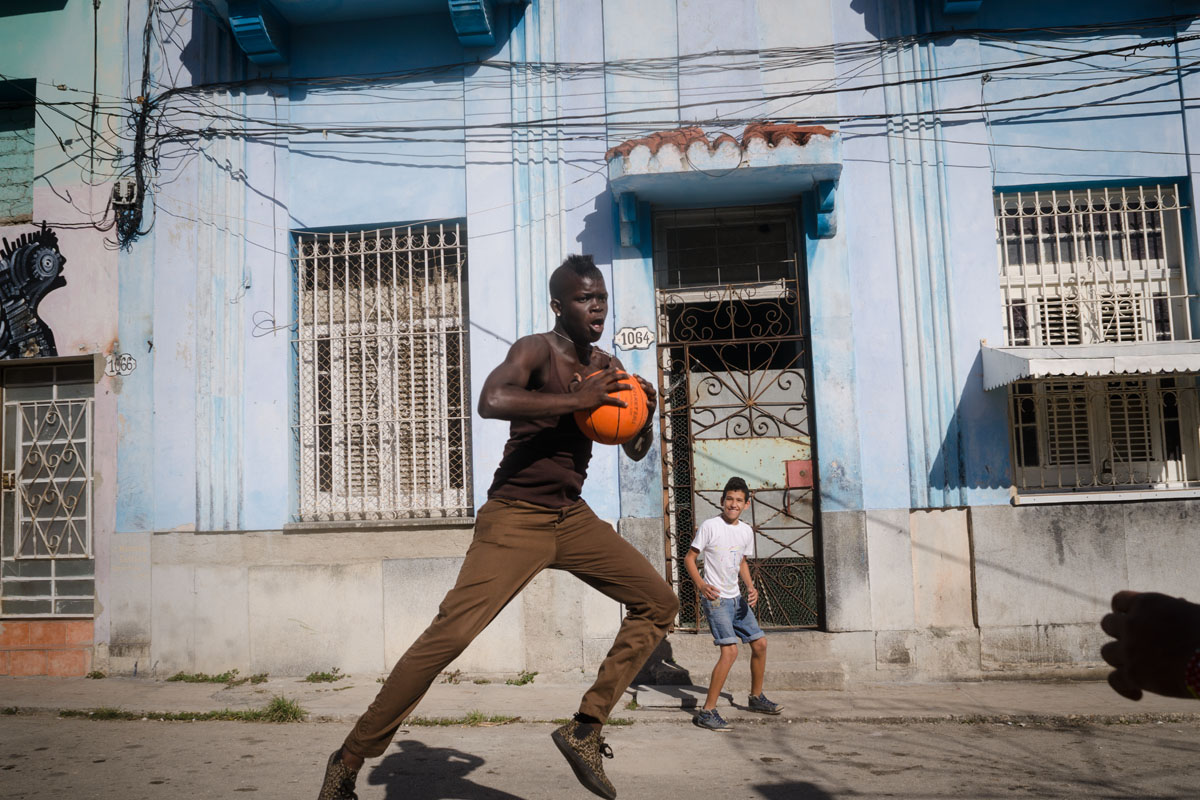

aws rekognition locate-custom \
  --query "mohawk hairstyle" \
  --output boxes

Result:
[549,253,603,300]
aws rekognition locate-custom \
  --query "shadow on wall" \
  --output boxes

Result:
[0,1,68,18]
[927,349,1012,497]
[577,189,616,269]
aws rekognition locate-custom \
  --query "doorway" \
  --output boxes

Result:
[653,205,820,629]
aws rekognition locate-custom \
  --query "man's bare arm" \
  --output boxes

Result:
[478,336,629,421]
[614,357,657,462]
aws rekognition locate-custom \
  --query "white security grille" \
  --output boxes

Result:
[1009,376,1200,494]
[12,399,92,558]
[293,224,471,520]
[996,185,1192,346]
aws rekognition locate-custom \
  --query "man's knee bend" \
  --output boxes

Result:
[751,637,767,655]
[652,588,679,625]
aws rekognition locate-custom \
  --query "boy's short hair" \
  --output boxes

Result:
[721,476,750,503]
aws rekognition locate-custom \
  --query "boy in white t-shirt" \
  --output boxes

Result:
[684,476,783,731]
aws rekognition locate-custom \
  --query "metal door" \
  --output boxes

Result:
[0,362,95,617]
[653,206,820,629]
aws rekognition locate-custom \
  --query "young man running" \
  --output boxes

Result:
[317,254,678,800]
[684,476,783,732]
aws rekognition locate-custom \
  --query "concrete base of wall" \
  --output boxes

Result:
[100,523,625,681]
[656,623,1106,690]
[94,497,1187,683]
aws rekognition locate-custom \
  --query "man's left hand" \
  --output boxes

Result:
[633,374,657,415]
[747,585,759,608]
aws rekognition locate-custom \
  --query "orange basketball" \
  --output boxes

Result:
[574,371,650,445]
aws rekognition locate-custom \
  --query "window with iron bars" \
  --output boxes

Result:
[996,183,1200,496]
[293,224,471,520]
[996,184,1193,346]
[1009,376,1200,494]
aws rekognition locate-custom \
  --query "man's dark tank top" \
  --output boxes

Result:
[487,338,613,509]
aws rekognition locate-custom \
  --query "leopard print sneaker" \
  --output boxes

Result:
[551,720,617,799]
[316,748,359,800]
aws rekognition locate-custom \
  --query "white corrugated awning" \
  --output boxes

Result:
[980,341,1200,390]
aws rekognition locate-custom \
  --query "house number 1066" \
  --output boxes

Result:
[614,326,654,350]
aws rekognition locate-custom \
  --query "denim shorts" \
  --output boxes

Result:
[701,595,765,646]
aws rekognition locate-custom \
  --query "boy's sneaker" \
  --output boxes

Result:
[316,749,359,800]
[693,708,730,732]
[551,720,617,799]
[747,693,783,715]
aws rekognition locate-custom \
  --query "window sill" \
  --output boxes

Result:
[1013,487,1200,505]
[283,517,475,533]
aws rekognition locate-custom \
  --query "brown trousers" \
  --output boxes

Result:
[343,497,679,759]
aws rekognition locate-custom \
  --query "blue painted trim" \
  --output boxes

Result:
[613,200,659,520]
[287,230,301,523]
[228,0,289,66]
[618,192,639,247]
[449,0,496,47]
[115,191,156,533]
[815,180,837,238]
[942,0,982,13]
[803,196,864,513]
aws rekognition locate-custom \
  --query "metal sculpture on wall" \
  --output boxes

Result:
[0,223,66,359]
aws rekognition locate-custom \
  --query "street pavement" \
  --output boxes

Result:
[2,675,1200,799]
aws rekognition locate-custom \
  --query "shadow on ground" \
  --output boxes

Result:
[368,740,524,800]
[753,782,835,799]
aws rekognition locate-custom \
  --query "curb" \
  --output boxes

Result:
[6,705,1200,727]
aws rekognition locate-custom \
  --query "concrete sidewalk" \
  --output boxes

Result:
[3,673,1199,725]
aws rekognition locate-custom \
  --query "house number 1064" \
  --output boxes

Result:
[614,326,654,350]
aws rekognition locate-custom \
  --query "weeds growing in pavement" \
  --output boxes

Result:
[551,716,636,727]
[303,667,344,683]
[505,670,537,686]
[57,695,307,723]
[405,710,520,727]
[86,670,106,679]
[165,669,268,687]
[167,670,240,684]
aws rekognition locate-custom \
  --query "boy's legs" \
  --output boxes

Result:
[703,644,739,710]
[340,499,557,761]
[548,501,679,723]
[731,597,780,712]
[699,595,743,709]
[749,636,767,697]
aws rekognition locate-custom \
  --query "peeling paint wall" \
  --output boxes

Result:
[27,0,1199,681]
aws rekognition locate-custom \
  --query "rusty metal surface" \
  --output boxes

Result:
[656,276,820,629]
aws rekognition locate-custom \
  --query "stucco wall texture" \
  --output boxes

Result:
[2,0,1198,681]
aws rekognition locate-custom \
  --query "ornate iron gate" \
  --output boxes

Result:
[0,361,96,617]
[656,237,820,629]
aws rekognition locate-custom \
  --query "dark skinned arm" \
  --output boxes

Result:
[613,355,658,462]
[478,335,631,421]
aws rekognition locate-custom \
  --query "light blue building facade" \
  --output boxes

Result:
[2,0,1198,684]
